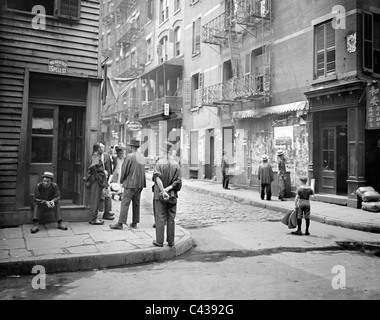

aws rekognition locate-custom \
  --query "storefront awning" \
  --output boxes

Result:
[233,101,309,120]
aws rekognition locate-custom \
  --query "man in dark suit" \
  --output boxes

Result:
[110,140,146,229]
[99,143,115,220]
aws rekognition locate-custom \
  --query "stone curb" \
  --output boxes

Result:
[0,228,194,277]
[182,184,380,234]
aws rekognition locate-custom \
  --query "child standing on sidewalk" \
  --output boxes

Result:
[293,177,316,236]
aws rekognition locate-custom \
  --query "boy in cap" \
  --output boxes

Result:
[258,154,274,201]
[31,172,67,234]
[293,176,316,236]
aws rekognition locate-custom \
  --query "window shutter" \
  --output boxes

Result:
[363,12,374,72]
[199,73,204,89]
[184,77,192,109]
[55,0,81,21]
[326,22,336,75]
[315,24,325,78]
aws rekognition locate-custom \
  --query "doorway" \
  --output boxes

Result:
[27,105,85,206]
[205,129,215,180]
[320,125,348,195]
[365,129,380,192]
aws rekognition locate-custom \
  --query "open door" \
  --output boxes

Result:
[27,106,59,205]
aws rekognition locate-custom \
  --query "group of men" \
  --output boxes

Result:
[30,140,182,248]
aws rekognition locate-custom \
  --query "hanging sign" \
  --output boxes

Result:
[128,121,142,131]
[48,59,68,74]
[367,83,380,130]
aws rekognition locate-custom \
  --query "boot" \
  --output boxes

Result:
[57,221,68,231]
[292,219,303,236]
[31,222,39,234]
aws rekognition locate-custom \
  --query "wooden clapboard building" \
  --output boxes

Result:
[0,0,102,226]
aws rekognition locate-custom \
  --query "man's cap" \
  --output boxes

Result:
[261,154,269,161]
[277,150,284,156]
[300,176,308,182]
[42,172,54,180]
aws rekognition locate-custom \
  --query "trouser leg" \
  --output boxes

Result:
[278,178,285,199]
[33,205,43,223]
[131,188,142,224]
[104,196,112,214]
[261,184,265,199]
[118,188,133,224]
[89,182,102,221]
[266,184,272,200]
[166,203,177,244]
[155,200,166,244]
[53,203,63,222]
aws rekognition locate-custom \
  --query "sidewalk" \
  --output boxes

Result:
[180,177,380,234]
[0,202,194,277]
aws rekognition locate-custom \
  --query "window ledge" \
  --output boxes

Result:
[311,74,337,86]
[159,18,169,28]
[192,52,201,58]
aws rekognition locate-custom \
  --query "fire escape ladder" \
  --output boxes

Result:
[227,26,243,79]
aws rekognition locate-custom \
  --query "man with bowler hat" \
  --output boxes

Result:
[31,172,67,234]
[152,141,182,248]
[110,139,146,230]
[258,154,274,201]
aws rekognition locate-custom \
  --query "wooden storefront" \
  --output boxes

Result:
[0,0,102,226]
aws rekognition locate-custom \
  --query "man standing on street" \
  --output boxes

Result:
[152,141,182,248]
[258,154,274,201]
[221,150,230,190]
[110,140,146,230]
[277,150,287,201]
[99,143,115,221]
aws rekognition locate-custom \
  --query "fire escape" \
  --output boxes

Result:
[202,0,272,105]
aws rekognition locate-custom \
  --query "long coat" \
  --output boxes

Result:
[258,162,274,185]
[120,152,146,189]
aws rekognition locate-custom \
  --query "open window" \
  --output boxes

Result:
[54,0,81,21]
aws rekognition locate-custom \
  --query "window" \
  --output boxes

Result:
[192,17,201,55]
[147,0,154,21]
[175,27,181,57]
[315,21,336,79]
[55,0,81,20]
[363,12,380,74]
[159,36,168,63]
[7,0,54,15]
[146,37,153,63]
[192,73,203,107]
[174,0,181,12]
[159,0,168,24]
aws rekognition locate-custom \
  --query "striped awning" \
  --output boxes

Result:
[233,101,309,120]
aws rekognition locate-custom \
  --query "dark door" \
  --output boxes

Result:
[336,125,348,195]
[205,129,215,179]
[320,127,337,194]
[27,105,59,204]
[57,107,85,204]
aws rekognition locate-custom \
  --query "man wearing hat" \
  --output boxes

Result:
[110,146,126,201]
[110,139,146,230]
[152,141,182,247]
[221,150,230,190]
[31,172,67,234]
[277,149,287,201]
[258,154,274,201]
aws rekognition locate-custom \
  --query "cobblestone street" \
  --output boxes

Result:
[138,184,283,229]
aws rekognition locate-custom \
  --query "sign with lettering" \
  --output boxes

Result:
[48,59,68,74]
[366,83,380,130]
[127,121,142,131]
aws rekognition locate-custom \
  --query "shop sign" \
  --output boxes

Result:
[367,83,380,130]
[128,121,142,131]
[48,59,68,74]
